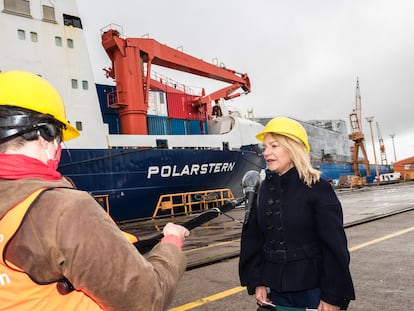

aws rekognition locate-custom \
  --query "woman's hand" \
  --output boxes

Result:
[255,286,271,306]
[318,300,339,311]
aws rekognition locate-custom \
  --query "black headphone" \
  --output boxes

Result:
[0,115,59,142]
[36,123,58,141]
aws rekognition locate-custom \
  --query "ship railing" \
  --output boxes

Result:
[150,70,199,95]
[151,188,235,219]
[106,91,128,108]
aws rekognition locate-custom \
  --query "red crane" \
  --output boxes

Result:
[101,28,251,135]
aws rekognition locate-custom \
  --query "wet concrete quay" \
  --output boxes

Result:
[117,181,414,310]
[169,209,414,310]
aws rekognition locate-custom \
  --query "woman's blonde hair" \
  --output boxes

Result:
[271,133,321,187]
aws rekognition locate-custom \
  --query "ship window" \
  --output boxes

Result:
[30,32,38,42]
[222,142,230,151]
[67,38,74,48]
[75,121,83,131]
[17,29,26,40]
[71,79,78,89]
[42,5,56,22]
[4,0,31,17]
[55,36,62,46]
[159,93,165,104]
[82,80,89,90]
[63,14,83,29]
[156,139,168,149]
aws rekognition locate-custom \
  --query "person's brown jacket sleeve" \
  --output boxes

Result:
[8,187,186,311]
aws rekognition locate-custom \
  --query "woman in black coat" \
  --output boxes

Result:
[239,117,355,310]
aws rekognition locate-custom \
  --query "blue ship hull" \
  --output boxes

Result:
[314,161,390,183]
[59,147,390,222]
[59,147,263,221]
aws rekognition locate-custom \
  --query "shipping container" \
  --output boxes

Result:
[166,92,207,120]
[167,92,188,119]
[147,115,170,135]
[170,118,187,135]
[188,120,208,134]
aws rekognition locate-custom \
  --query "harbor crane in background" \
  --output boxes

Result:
[366,116,380,184]
[348,78,370,177]
[376,121,388,165]
[390,134,397,162]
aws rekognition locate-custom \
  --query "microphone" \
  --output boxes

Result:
[241,170,261,224]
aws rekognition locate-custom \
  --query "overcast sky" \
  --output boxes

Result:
[77,0,414,162]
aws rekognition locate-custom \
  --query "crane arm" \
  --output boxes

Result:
[194,79,250,105]
[131,39,250,89]
[101,28,250,135]
[102,29,250,100]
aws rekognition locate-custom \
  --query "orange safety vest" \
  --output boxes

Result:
[0,188,103,310]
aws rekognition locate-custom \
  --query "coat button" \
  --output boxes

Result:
[267,225,274,230]
[279,241,285,246]
[267,198,274,205]
[266,209,272,216]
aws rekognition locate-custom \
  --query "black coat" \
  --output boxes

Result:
[239,168,355,309]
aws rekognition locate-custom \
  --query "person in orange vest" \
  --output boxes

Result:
[0,70,189,311]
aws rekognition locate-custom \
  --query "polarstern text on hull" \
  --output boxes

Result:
[147,162,236,178]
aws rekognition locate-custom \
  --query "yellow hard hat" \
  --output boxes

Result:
[256,116,310,153]
[0,70,79,141]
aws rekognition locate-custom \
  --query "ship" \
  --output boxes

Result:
[0,0,264,221]
[1,1,390,221]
